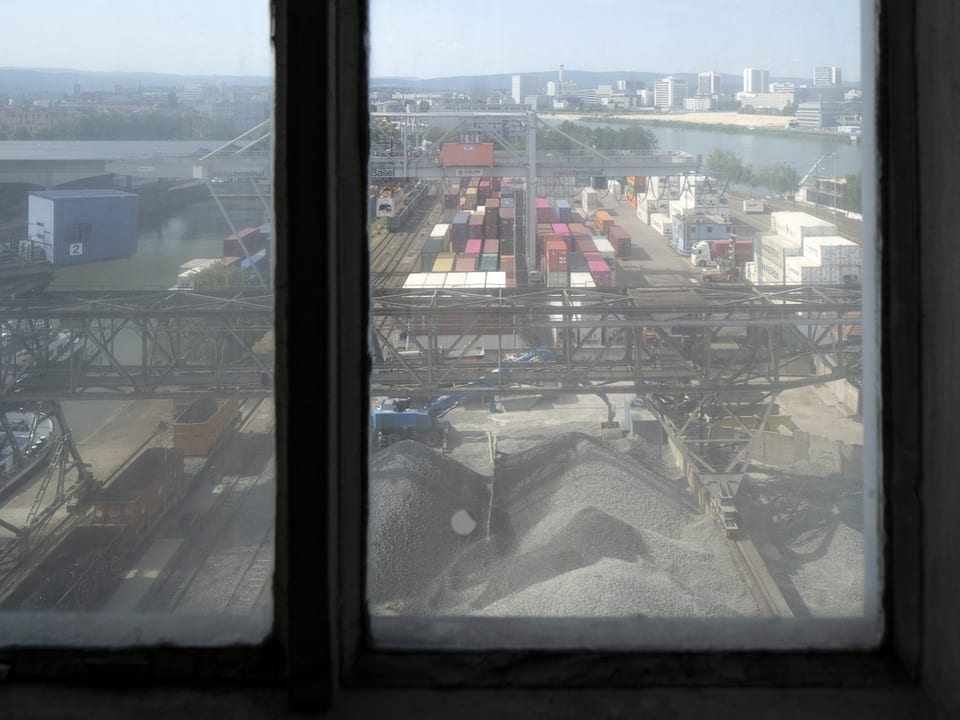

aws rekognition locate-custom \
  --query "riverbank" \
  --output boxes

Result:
[541,111,791,128]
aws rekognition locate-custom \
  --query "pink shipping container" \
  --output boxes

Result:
[536,198,556,224]
[551,223,571,237]
[585,252,612,287]
[465,239,483,255]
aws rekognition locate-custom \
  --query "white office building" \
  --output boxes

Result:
[814,66,842,87]
[654,76,688,109]
[697,71,721,96]
[742,68,770,93]
[511,75,535,105]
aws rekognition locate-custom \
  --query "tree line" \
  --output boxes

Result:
[704,148,861,211]
[1,112,237,141]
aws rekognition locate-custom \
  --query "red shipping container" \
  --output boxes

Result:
[574,235,597,254]
[483,239,500,255]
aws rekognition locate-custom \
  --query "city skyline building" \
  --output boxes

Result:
[814,65,842,86]
[654,76,688,109]
[742,68,769,93]
[697,71,721,96]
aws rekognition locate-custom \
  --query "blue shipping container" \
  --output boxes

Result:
[479,253,498,271]
[28,190,138,266]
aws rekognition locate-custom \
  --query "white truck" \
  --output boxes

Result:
[742,198,765,213]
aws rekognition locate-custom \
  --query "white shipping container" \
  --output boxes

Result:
[423,272,446,287]
[638,206,653,224]
[802,236,861,265]
[429,223,451,239]
[785,256,821,284]
[770,211,836,245]
[569,271,596,288]
[593,236,615,257]
[744,261,759,284]
[402,273,423,288]
[756,233,802,267]
[443,272,468,288]
[651,213,672,237]
[581,187,599,214]
[607,180,622,195]
[485,271,507,288]
[757,255,786,284]
[465,272,486,288]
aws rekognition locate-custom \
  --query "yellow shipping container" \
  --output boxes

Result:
[432,253,455,272]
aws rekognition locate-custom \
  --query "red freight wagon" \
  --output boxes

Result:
[93,447,185,545]
[438,143,495,167]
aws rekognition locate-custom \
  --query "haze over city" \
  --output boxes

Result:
[370,0,862,81]
[0,0,273,77]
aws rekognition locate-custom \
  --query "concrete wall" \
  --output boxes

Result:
[751,428,862,480]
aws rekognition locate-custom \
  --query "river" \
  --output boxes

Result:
[545,118,863,190]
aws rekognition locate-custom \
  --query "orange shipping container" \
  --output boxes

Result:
[439,143,495,167]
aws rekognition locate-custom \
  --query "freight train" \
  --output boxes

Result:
[374,180,429,231]
[0,397,243,612]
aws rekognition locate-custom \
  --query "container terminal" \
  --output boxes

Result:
[367,110,865,626]
[0,112,865,630]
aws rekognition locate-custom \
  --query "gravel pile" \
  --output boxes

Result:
[369,433,758,618]
[786,522,865,617]
[367,440,491,607]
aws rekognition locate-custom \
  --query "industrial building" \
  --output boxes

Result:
[27,189,138,266]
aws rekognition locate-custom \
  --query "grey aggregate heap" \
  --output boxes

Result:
[368,433,758,617]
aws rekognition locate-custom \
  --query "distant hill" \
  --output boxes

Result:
[0,67,273,95]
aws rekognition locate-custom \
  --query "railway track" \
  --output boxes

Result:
[139,397,274,614]
[370,184,440,289]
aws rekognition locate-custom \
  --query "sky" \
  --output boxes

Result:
[0,0,273,77]
[370,0,864,82]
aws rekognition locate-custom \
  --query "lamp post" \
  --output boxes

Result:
[829,152,839,224]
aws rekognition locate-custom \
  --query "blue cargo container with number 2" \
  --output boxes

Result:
[27,189,139,266]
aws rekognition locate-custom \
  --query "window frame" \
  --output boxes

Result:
[0,0,950,716]
[321,0,930,711]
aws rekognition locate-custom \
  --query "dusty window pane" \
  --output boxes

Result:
[367,0,879,649]
[0,1,274,645]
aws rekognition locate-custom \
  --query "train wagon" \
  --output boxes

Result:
[94,447,185,544]
[0,524,126,611]
[173,396,242,457]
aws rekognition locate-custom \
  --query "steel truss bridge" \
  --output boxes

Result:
[372,284,863,475]
[1,289,273,402]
